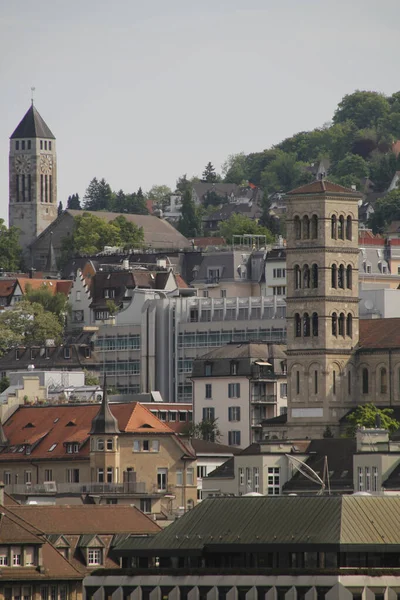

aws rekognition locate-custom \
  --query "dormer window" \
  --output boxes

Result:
[15,349,20,360]
[230,361,238,375]
[30,349,35,360]
[205,362,212,377]
[104,288,116,299]
[64,347,71,359]
[88,548,102,566]
[84,347,91,359]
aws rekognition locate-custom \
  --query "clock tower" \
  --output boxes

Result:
[9,103,58,257]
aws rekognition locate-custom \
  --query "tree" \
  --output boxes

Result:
[178,190,202,238]
[259,192,283,235]
[345,404,400,437]
[58,201,63,216]
[0,376,10,394]
[222,153,248,185]
[83,177,114,211]
[67,194,81,210]
[219,214,274,245]
[84,370,99,386]
[188,418,221,442]
[323,426,334,439]
[368,151,399,192]
[203,190,228,208]
[111,216,145,249]
[114,189,127,213]
[330,153,370,189]
[260,152,313,193]
[0,300,64,352]
[146,185,172,209]
[368,189,400,233]
[333,90,390,130]
[24,284,71,325]
[202,162,218,183]
[0,220,22,271]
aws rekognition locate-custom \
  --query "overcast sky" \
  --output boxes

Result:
[0,0,399,223]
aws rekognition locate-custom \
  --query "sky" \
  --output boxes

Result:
[0,0,400,223]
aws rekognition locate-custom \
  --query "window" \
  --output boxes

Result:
[346,265,352,289]
[198,466,207,478]
[358,466,364,491]
[303,264,310,288]
[346,313,352,337]
[331,264,337,288]
[107,467,113,483]
[228,383,240,398]
[333,370,336,396]
[346,215,352,240]
[294,216,301,239]
[88,549,102,566]
[365,466,371,492]
[312,312,318,337]
[372,466,378,492]
[0,547,8,565]
[338,215,344,239]
[66,468,80,483]
[12,546,21,566]
[104,288,116,299]
[362,368,369,394]
[230,361,238,375]
[44,141,47,150]
[380,367,388,394]
[24,471,32,484]
[294,265,301,289]
[228,431,241,446]
[202,290,209,298]
[338,264,345,289]
[332,313,337,336]
[291,313,301,339]
[143,440,150,451]
[4,472,11,485]
[267,467,280,495]
[203,407,215,421]
[331,215,337,239]
[239,467,244,486]
[179,411,187,422]
[311,214,318,239]
[303,313,310,337]
[339,312,345,336]
[97,468,104,483]
[97,438,104,451]
[76,291,81,301]
[205,383,212,399]
[176,469,183,486]
[311,264,318,288]
[64,347,71,359]
[140,498,152,513]
[152,440,160,452]
[44,469,53,481]
[220,289,227,298]
[187,468,194,485]
[157,468,168,491]
[133,440,140,452]
[106,439,113,450]
[280,383,287,397]
[16,141,19,150]
[204,363,212,377]
[22,140,26,150]
[207,268,220,283]
[296,370,300,395]
[228,406,241,421]
[314,370,318,395]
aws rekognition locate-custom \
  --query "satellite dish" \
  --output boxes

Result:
[364,299,373,310]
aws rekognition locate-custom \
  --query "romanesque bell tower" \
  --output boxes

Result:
[9,103,58,255]
[285,180,361,437]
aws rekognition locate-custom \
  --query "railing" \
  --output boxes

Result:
[5,481,147,495]
[251,394,277,403]
[205,277,220,284]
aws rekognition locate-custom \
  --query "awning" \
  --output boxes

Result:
[255,361,272,366]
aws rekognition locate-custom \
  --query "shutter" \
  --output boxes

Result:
[202,408,207,420]
[228,407,232,421]
[228,432,232,445]
[237,383,241,398]
[237,407,241,420]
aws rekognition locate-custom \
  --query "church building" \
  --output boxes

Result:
[9,103,58,255]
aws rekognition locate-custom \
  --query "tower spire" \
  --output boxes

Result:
[90,373,120,434]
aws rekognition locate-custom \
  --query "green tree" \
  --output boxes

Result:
[345,404,400,437]
[0,220,22,271]
[222,153,248,185]
[219,214,274,245]
[0,376,10,394]
[67,194,81,210]
[188,418,221,442]
[146,185,172,209]
[330,153,370,189]
[203,190,228,208]
[24,284,71,325]
[58,201,63,216]
[84,370,99,386]
[178,190,202,238]
[83,177,114,211]
[259,192,283,235]
[333,90,390,129]
[202,162,218,183]
[0,300,64,351]
[368,189,400,233]
[114,189,127,213]
[368,151,399,192]
[260,152,313,193]
[111,216,144,249]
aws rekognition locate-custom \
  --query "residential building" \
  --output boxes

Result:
[192,342,287,447]
[143,402,193,432]
[0,391,197,517]
[85,495,400,600]
[190,438,240,501]
[203,202,261,233]
[9,104,58,255]
[263,246,287,297]
[163,194,183,223]
[192,182,262,206]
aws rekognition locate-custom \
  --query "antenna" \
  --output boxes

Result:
[31,87,36,105]
[286,454,325,495]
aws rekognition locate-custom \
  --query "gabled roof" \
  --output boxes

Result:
[16,278,72,296]
[190,438,241,455]
[287,180,362,197]
[10,105,55,139]
[358,318,400,349]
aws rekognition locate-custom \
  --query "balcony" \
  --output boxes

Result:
[251,394,277,404]
[206,276,220,285]
[5,481,147,496]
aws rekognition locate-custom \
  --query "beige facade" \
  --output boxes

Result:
[285,182,361,436]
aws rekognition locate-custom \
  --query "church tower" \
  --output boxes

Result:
[285,180,362,437]
[9,103,58,255]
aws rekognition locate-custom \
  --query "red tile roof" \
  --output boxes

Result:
[175,274,189,289]
[359,318,400,349]
[287,180,362,196]
[16,278,72,296]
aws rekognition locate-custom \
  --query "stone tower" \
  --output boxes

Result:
[9,103,58,256]
[285,180,362,437]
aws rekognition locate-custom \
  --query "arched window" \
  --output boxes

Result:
[295,313,301,337]
[294,265,301,289]
[303,313,310,337]
[107,439,113,450]
[331,215,337,239]
[312,312,318,336]
[346,265,352,289]
[338,264,345,289]
[333,370,336,396]
[346,313,352,337]
[303,264,310,288]
[314,370,318,394]
[294,216,301,240]
[311,264,318,288]
[338,215,344,240]
[311,214,318,239]
[362,368,369,394]
[332,312,337,336]
[97,438,104,451]
[348,371,352,396]
[380,367,388,394]
[331,264,337,288]
[346,215,352,240]
[296,371,300,395]
[303,215,310,239]
[339,312,345,336]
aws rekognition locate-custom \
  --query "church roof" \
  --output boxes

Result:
[10,104,55,140]
[287,180,362,197]
[358,318,400,349]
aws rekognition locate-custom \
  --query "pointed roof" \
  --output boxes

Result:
[90,374,120,435]
[287,179,362,197]
[10,104,55,140]
[45,233,58,273]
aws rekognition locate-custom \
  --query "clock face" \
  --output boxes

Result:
[15,155,31,174]
[40,154,53,174]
